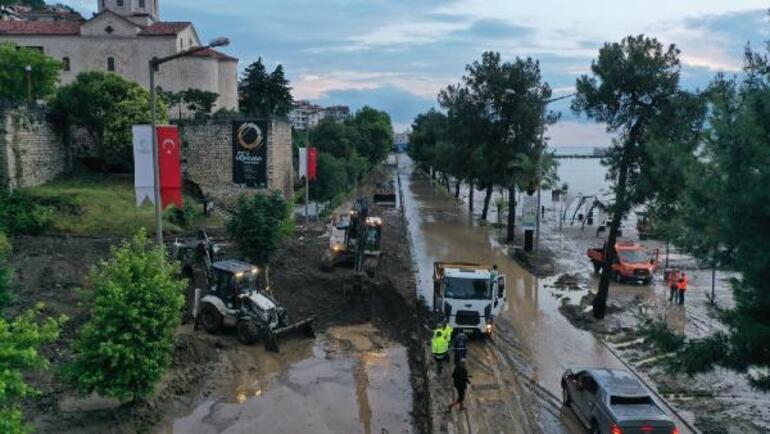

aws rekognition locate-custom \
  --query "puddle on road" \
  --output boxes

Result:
[159,324,411,434]
[399,157,623,400]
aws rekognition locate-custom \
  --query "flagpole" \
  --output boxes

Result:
[149,63,163,245]
[305,129,310,233]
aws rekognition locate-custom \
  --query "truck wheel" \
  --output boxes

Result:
[200,303,223,333]
[592,261,601,274]
[237,320,259,345]
[643,277,653,285]
[614,271,624,284]
[561,383,571,407]
[590,420,600,434]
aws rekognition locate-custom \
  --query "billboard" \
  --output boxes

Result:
[232,120,269,188]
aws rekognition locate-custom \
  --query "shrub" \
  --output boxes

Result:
[0,190,54,235]
[63,230,185,404]
[671,333,730,376]
[0,233,12,308]
[639,320,685,353]
[0,305,66,434]
[226,192,289,265]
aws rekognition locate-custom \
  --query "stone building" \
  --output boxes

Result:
[0,0,238,113]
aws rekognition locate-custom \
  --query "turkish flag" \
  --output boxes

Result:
[308,147,318,181]
[156,126,183,210]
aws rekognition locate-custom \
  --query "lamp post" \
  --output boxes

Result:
[24,65,32,104]
[148,37,230,245]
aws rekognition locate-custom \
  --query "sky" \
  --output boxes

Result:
[64,0,769,146]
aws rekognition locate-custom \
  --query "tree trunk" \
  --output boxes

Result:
[442,174,450,193]
[454,180,461,198]
[506,185,516,242]
[481,186,493,221]
[594,155,630,319]
[468,180,475,214]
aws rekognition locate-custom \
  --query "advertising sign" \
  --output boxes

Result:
[232,120,269,188]
[522,195,537,231]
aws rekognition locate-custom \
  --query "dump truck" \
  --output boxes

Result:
[587,240,659,285]
[433,262,507,336]
[373,180,397,206]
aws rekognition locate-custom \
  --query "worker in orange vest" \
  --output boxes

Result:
[677,272,688,305]
[667,269,680,302]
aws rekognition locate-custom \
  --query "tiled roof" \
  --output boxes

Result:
[139,21,191,36]
[190,47,238,62]
[0,20,81,35]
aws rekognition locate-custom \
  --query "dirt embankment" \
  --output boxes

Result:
[12,166,429,434]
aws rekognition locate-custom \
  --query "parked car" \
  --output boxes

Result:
[561,368,678,434]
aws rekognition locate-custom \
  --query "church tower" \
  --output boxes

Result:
[98,0,159,24]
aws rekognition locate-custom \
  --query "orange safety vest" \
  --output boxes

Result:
[677,275,688,291]
[668,271,679,287]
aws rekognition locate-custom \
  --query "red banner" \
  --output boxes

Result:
[156,126,183,210]
[308,147,318,181]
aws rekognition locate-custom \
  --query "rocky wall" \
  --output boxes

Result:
[0,107,69,190]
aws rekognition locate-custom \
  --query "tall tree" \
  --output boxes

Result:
[0,42,61,103]
[50,71,166,169]
[350,106,394,165]
[239,58,294,117]
[572,35,681,318]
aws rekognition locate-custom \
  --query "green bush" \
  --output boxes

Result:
[0,190,54,235]
[226,192,289,265]
[0,305,66,434]
[639,320,685,353]
[0,233,12,308]
[671,333,729,376]
[63,230,185,404]
[163,200,203,228]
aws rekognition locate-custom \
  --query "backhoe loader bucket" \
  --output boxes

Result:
[264,316,316,353]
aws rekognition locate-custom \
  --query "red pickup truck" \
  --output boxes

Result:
[587,241,658,285]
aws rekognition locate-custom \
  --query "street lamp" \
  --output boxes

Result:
[148,37,230,245]
[24,65,32,104]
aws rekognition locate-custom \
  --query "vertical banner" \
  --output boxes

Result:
[132,125,155,207]
[156,125,183,210]
[308,147,318,181]
[298,147,308,179]
[232,120,269,188]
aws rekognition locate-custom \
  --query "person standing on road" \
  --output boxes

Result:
[668,269,680,302]
[452,330,468,365]
[677,272,689,305]
[431,323,450,374]
[490,264,499,292]
[448,359,471,412]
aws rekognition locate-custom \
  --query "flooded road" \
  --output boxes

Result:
[399,156,627,433]
[158,325,412,434]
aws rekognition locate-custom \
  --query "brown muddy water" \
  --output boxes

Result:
[157,324,411,434]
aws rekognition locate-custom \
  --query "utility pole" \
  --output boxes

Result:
[148,37,229,245]
[305,127,310,232]
[24,65,32,104]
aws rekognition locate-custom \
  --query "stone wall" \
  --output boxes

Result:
[178,118,294,206]
[0,107,69,190]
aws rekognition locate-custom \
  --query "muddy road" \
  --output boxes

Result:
[398,155,694,434]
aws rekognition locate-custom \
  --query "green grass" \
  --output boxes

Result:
[23,174,221,236]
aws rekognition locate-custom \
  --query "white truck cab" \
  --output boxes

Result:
[433,262,507,336]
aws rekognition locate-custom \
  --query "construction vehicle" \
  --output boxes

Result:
[587,240,659,285]
[174,231,314,352]
[321,197,383,277]
[433,262,507,336]
[373,180,397,206]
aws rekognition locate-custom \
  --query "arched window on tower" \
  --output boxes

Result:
[62,56,70,71]
[107,57,116,71]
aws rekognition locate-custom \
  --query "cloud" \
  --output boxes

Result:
[547,121,614,148]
